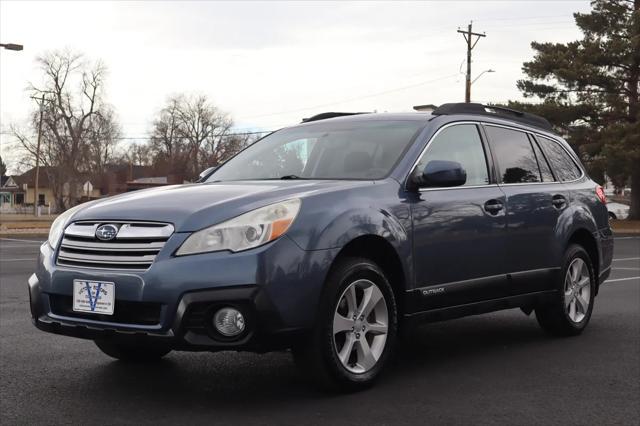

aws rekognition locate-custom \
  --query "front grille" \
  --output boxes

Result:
[56,221,174,271]
[49,294,162,325]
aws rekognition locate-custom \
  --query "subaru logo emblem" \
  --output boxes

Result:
[95,224,119,241]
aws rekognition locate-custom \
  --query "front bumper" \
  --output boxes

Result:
[29,235,339,352]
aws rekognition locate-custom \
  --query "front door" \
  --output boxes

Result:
[409,123,508,311]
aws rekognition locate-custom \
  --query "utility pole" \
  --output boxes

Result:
[457,22,486,103]
[33,94,45,216]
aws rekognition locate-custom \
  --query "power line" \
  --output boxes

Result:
[396,17,575,46]
[1,75,463,139]
[0,129,276,141]
[476,14,574,23]
[116,130,275,140]
[238,73,459,120]
[484,20,576,30]
[490,25,579,33]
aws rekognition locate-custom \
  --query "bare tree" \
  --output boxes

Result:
[202,132,259,167]
[149,95,185,174]
[149,94,235,180]
[118,142,152,167]
[11,50,119,209]
[85,109,121,177]
[178,95,233,177]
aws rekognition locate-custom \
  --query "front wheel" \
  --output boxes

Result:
[535,244,595,336]
[293,257,397,391]
[95,340,171,362]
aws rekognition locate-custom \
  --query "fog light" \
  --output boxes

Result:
[213,307,246,337]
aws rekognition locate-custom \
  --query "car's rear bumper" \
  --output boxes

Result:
[29,237,339,352]
[596,226,614,287]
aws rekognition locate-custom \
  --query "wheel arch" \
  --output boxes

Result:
[330,235,407,316]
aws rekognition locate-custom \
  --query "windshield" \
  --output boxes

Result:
[208,119,425,181]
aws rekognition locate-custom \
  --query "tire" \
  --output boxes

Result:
[608,212,617,220]
[292,257,398,391]
[94,340,171,362]
[535,244,596,336]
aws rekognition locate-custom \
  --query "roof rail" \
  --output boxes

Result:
[301,112,368,123]
[432,103,552,131]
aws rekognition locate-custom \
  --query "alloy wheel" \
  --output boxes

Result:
[564,258,591,323]
[332,279,389,374]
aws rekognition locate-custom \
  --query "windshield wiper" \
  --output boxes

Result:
[279,175,306,180]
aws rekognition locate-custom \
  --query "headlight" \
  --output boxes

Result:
[176,199,301,256]
[48,204,84,249]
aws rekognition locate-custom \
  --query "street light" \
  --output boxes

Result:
[0,43,24,51]
[471,69,495,85]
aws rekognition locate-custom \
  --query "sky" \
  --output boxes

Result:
[0,0,591,173]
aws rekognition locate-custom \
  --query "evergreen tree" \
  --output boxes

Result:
[510,0,639,219]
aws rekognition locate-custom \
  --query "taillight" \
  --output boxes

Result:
[595,185,607,204]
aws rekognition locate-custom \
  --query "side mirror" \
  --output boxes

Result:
[196,166,217,183]
[413,160,467,189]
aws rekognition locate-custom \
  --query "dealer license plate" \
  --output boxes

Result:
[72,280,115,315]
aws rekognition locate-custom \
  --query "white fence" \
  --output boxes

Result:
[0,204,54,215]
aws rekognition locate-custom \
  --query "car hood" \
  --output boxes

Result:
[72,180,373,232]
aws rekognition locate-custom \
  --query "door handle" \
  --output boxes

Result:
[484,199,504,214]
[552,194,567,209]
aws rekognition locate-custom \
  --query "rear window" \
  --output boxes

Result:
[484,126,542,184]
[536,136,583,181]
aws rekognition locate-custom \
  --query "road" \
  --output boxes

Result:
[1,236,638,425]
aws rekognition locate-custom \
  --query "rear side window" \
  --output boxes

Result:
[536,136,582,181]
[530,138,555,182]
[416,124,489,186]
[484,126,541,184]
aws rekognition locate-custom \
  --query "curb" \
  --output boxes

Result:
[0,231,49,238]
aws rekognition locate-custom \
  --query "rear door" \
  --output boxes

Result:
[483,124,565,294]
[409,123,509,310]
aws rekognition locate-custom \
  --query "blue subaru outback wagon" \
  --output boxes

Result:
[29,103,614,390]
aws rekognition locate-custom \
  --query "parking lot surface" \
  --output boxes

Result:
[1,236,638,425]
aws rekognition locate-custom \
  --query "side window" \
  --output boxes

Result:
[416,124,489,186]
[485,126,541,184]
[530,137,555,182]
[536,136,582,181]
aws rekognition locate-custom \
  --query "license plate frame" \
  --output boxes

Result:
[72,280,115,315]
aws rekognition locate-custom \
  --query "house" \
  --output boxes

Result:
[98,164,155,195]
[1,164,184,213]
[98,164,185,194]
[1,167,100,213]
[125,175,188,191]
[0,175,23,210]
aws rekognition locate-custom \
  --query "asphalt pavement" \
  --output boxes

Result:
[0,236,638,425]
